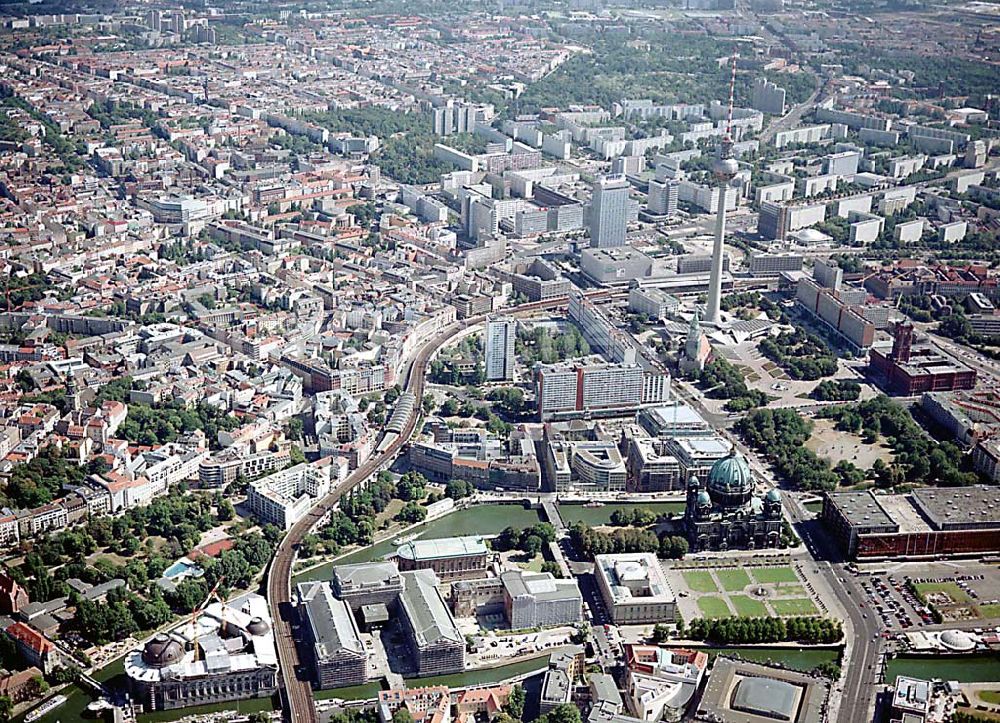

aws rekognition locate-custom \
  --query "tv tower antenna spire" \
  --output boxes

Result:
[723,47,738,158]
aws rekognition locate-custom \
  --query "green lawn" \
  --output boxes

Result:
[912,581,972,605]
[771,585,807,597]
[979,604,1000,619]
[751,567,799,585]
[519,553,545,572]
[716,568,752,592]
[697,596,732,618]
[683,570,719,593]
[730,595,769,617]
[771,598,819,616]
[980,691,1000,704]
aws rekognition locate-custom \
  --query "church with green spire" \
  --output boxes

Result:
[679,310,711,375]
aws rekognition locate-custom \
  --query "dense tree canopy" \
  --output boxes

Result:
[568,522,687,560]
[818,396,977,488]
[696,358,770,412]
[516,325,590,364]
[492,523,557,552]
[736,408,839,491]
[812,379,861,402]
[118,400,240,448]
[3,445,87,508]
[759,329,839,381]
[687,616,842,645]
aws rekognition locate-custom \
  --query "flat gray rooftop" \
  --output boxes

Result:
[912,486,1000,531]
[699,657,829,723]
[826,490,897,529]
[732,677,800,720]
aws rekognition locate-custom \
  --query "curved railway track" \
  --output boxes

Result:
[266,292,617,722]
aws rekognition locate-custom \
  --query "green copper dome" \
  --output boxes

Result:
[765,487,781,503]
[697,490,712,507]
[708,451,753,497]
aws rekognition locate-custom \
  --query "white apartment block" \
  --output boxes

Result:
[773,124,830,149]
[939,221,969,243]
[27,504,68,536]
[629,287,679,319]
[247,461,334,530]
[0,512,19,547]
[535,359,649,421]
[485,317,516,382]
[799,174,840,198]
[139,445,209,488]
[888,155,927,179]
[647,178,679,217]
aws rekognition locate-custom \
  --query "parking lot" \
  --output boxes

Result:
[857,575,925,632]
[855,561,1000,631]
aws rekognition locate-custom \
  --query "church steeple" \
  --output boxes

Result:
[685,310,702,359]
[64,372,81,412]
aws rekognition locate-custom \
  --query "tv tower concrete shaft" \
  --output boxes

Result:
[705,189,729,325]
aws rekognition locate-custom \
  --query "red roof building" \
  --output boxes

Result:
[0,570,28,615]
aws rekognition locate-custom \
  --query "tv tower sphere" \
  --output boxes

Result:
[713,156,739,183]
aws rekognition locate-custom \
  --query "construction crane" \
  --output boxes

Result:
[190,576,225,663]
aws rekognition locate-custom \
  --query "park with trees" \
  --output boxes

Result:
[3,486,278,648]
[758,328,839,381]
[739,395,980,492]
[817,396,976,488]
[695,358,770,412]
[302,106,453,184]
[568,521,688,560]
[516,325,590,365]
[811,379,861,402]
[735,408,839,491]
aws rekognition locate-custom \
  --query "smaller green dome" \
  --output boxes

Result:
[765,488,781,503]
[697,490,712,507]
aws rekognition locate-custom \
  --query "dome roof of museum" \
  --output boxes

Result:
[142,634,184,668]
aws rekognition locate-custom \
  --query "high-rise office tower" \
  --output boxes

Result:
[647,178,679,217]
[751,77,787,116]
[589,175,629,248]
[705,57,740,326]
[485,317,516,381]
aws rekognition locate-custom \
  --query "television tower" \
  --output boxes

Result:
[704,51,740,326]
